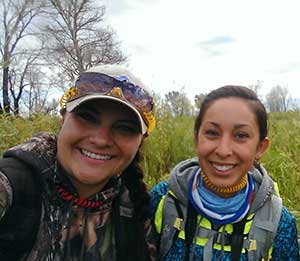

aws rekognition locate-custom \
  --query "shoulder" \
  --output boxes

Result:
[272,206,299,259]
[276,206,297,236]
[150,181,169,215]
[0,171,12,220]
[0,157,36,188]
[0,157,41,208]
[150,181,169,204]
[0,157,35,221]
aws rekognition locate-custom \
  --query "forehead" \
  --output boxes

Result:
[203,97,258,127]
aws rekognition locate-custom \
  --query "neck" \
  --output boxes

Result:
[202,173,248,198]
[70,177,109,198]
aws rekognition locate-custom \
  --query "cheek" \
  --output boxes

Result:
[239,147,258,165]
[125,138,142,157]
[57,125,70,148]
[195,137,213,157]
[56,130,68,163]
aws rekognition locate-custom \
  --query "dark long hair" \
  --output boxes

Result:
[122,150,150,222]
[114,150,152,261]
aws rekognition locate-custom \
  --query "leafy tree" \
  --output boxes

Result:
[266,85,289,112]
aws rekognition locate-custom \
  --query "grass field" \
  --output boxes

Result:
[1,111,299,228]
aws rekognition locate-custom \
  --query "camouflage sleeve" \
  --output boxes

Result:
[0,171,12,220]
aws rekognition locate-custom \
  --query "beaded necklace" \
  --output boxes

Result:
[53,161,121,211]
[202,172,248,197]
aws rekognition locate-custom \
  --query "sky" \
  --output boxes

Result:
[102,0,300,103]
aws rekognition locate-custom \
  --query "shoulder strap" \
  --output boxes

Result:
[247,194,282,260]
[156,192,187,260]
[170,193,184,243]
[184,202,197,261]
[156,191,199,261]
[231,216,247,260]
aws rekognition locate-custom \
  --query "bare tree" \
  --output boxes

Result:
[266,85,289,112]
[290,98,300,112]
[44,0,127,87]
[194,93,206,110]
[21,63,60,115]
[8,47,45,114]
[165,89,193,117]
[0,0,47,114]
[248,80,263,99]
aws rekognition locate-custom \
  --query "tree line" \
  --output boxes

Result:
[0,0,297,116]
[159,82,297,118]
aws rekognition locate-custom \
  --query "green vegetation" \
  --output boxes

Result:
[0,114,61,155]
[0,112,299,222]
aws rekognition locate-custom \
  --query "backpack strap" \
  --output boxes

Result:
[156,189,282,261]
[170,193,184,244]
[247,194,282,260]
[156,192,186,260]
[184,203,197,261]
[231,216,247,260]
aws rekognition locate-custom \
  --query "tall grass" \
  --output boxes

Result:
[0,113,61,156]
[0,112,299,218]
[142,111,300,217]
[262,112,300,212]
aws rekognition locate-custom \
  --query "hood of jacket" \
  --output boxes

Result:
[168,157,276,213]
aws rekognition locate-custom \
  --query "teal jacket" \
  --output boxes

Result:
[151,158,299,260]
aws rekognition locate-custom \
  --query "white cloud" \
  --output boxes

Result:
[103,0,300,101]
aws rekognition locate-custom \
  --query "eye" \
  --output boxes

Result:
[235,132,250,141]
[74,110,98,124]
[114,123,140,134]
[203,129,219,138]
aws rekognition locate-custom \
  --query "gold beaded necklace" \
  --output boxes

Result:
[202,173,248,197]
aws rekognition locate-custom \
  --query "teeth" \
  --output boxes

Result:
[81,149,112,160]
[212,163,234,171]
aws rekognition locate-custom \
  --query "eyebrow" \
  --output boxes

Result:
[75,105,98,115]
[206,121,251,129]
[117,119,139,125]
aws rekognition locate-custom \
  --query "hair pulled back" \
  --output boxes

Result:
[194,85,268,142]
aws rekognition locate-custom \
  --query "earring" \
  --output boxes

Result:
[254,158,260,168]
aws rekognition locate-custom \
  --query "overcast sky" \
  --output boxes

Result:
[103,0,300,102]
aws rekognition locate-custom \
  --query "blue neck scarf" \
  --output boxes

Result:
[188,169,254,225]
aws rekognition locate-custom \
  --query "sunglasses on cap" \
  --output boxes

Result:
[60,72,156,134]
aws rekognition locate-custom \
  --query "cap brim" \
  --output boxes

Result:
[66,95,147,135]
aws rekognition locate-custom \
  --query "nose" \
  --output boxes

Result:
[215,135,233,158]
[89,125,114,147]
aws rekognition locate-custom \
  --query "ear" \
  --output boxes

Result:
[255,137,269,160]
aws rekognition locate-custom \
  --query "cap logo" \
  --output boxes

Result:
[108,86,124,98]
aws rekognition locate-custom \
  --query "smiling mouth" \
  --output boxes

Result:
[81,149,112,160]
[211,162,236,171]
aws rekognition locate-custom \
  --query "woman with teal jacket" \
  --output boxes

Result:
[151,85,299,260]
